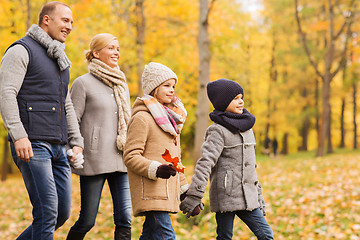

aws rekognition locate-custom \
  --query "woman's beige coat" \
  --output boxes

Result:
[124,98,188,217]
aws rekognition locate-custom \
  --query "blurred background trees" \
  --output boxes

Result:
[1,0,360,180]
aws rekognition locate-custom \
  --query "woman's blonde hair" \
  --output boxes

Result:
[85,33,117,63]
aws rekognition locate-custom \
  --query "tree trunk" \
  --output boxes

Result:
[317,74,331,156]
[353,82,357,149]
[2,137,9,182]
[280,132,288,155]
[194,0,213,161]
[327,107,333,154]
[340,98,346,148]
[315,77,320,139]
[340,58,349,148]
[299,117,309,151]
[265,35,277,144]
[26,0,31,30]
[135,0,145,97]
[299,87,309,151]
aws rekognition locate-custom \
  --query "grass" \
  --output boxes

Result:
[1,150,360,239]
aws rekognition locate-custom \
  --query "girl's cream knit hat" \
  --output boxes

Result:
[141,62,178,95]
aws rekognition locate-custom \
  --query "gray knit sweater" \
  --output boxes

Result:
[0,45,83,148]
[187,123,266,213]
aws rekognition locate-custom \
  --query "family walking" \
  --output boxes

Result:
[0,1,273,240]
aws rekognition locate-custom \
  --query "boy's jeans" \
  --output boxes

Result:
[216,208,273,240]
[11,140,72,240]
[139,211,175,240]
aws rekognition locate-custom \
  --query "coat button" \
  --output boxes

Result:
[28,107,32,110]
[245,162,249,167]
[52,107,55,111]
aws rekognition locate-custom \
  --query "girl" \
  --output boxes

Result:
[124,62,189,239]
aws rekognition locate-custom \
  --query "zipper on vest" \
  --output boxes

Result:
[59,73,63,142]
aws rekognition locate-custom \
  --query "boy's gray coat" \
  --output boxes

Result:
[187,123,266,213]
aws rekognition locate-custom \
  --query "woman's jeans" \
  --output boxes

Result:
[10,140,72,240]
[139,211,175,240]
[216,208,273,240]
[69,172,132,234]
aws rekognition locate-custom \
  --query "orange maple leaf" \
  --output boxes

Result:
[162,149,185,173]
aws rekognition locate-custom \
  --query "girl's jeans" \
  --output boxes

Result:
[216,208,273,240]
[69,172,132,233]
[139,211,175,240]
[10,140,72,240]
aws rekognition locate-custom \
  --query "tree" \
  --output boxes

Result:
[194,0,215,160]
[135,0,145,96]
[295,0,356,156]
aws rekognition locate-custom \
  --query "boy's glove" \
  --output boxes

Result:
[179,195,204,218]
[156,164,176,179]
[67,149,84,169]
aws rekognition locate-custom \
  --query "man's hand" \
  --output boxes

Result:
[14,137,33,162]
[70,146,83,162]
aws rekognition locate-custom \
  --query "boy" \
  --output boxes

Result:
[180,79,273,240]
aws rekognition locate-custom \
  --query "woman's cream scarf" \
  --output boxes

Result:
[88,58,131,151]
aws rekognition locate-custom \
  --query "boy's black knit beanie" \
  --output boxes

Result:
[207,78,244,112]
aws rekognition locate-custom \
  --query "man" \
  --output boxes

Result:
[0,2,83,239]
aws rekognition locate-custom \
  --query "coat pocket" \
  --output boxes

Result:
[26,101,59,135]
[90,126,101,150]
[142,177,169,200]
[224,170,233,196]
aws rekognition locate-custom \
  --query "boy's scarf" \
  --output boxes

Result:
[26,24,71,71]
[140,94,187,137]
[88,58,131,151]
[209,109,255,133]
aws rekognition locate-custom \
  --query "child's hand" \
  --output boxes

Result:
[179,195,204,218]
[156,164,177,179]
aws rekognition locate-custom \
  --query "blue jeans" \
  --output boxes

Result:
[10,140,72,240]
[216,208,273,240]
[69,172,132,234]
[139,211,175,240]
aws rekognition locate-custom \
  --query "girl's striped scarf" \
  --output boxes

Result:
[140,94,187,137]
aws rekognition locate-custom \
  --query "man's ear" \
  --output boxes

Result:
[42,15,51,27]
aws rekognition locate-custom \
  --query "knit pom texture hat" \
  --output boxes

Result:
[142,62,178,95]
[207,78,244,112]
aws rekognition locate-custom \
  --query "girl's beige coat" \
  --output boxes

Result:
[124,99,188,217]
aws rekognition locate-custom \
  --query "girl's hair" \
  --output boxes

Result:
[149,88,158,97]
[85,33,117,63]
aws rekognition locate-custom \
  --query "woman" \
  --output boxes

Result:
[66,33,132,240]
